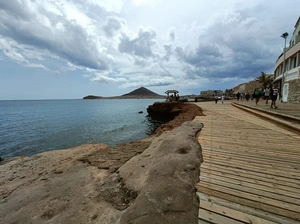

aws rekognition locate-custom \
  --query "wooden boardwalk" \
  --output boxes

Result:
[193,101,300,224]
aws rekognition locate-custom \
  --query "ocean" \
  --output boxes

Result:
[0,99,163,158]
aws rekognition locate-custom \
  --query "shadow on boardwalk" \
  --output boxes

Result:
[193,100,300,224]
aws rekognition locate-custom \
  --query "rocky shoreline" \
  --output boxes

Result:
[0,103,204,224]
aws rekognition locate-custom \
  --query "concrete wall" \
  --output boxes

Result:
[288,79,300,103]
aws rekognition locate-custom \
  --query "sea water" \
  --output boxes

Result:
[0,99,162,158]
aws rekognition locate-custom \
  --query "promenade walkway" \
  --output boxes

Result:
[193,100,300,224]
[232,98,300,118]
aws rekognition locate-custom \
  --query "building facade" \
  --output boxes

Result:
[200,90,223,97]
[273,16,300,103]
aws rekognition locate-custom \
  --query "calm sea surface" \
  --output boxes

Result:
[0,99,162,158]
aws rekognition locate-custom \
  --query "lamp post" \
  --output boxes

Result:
[281,32,288,101]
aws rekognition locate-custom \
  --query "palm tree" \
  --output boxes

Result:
[256,72,273,89]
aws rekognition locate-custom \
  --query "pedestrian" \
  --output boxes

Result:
[240,93,244,101]
[221,95,225,104]
[215,95,218,104]
[245,92,250,101]
[252,88,261,105]
[270,84,280,109]
[237,92,241,101]
[263,86,270,105]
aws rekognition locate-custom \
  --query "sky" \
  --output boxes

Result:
[0,0,299,100]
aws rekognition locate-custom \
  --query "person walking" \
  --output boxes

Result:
[270,84,280,109]
[215,95,218,104]
[252,88,261,105]
[237,92,241,101]
[221,95,225,104]
[263,86,270,105]
[245,92,250,101]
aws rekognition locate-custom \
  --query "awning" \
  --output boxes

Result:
[165,90,179,94]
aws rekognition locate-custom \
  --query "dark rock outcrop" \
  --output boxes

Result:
[147,102,183,121]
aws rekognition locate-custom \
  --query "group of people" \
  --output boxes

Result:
[237,84,280,109]
[214,95,225,104]
[236,92,251,101]
[167,94,180,102]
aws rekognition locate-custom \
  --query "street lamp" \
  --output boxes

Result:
[281,32,288,101]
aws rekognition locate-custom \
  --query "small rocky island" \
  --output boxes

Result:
[83,95,103,99]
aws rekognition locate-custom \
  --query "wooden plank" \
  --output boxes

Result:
[200,140,300,150]
[200,146,300,161]
[199,208,245,224]
[199,130,299,140]
[199,137,300,146]
[200,167,300,194]
[197,183,300,214]
[198,219,213,224]
[200,130,299,139]
[201,146,300,158]
[201,146,300,163]
[203,155,300,172]
[197,185,300,221]
[201,147,300,165]
[202,154,300,174]
[198,192,299,224]
[201,163,300,186]
[200,199,277,224]
[200,175,300,201]
[202,159,300,179]
[200,141,300,154]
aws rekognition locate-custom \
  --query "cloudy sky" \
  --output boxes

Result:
[0,0,299,100]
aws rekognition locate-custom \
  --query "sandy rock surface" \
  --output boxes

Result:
[0,103,204,224]
[119,122,203,224]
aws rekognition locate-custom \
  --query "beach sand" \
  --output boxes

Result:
[0,103,204,224]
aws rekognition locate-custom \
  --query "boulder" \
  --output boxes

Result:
[118,121,203,224]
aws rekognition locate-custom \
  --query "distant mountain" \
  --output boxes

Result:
[122,87,162,97]
[83,95,102,99]
[83,87,164,99]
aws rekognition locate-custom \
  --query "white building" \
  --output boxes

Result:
[273,16,300,103]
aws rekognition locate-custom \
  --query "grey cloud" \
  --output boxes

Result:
[120,62,175,88]
[103,17,126,37]
[122,76,174,89]
[0,1,113,71]
[175,43,223,68]
[196,44,222,58]
[162,44,172,61]
[134,58,149,66]
[118,27,157,58]
[172,9,279,81]
[168,27,175,41]
[0,1,31,21]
